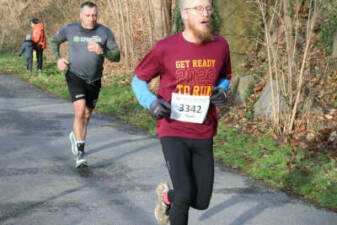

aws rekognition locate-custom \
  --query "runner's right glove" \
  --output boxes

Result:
[210,87,227,106]
[150,99,171,120]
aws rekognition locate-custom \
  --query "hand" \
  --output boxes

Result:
[57,58,69,71]
[150,99,171,120]
[210,87,227,106]
[88,41,104,55]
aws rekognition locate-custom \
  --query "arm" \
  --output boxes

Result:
[211,78,231,107]
[48,25,68,61]
[216,39,232,93]
[131,76,157,110]
[104,28,120,62]
[49,34,69,71]
[18,44,25,56]
[88,40,120,61]
[48,36,62,60]
[104,48,120,62]
[216,78,231,92]
[132,44,171,119]
[132,75,171,120]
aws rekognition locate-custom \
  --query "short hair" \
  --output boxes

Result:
[31,18,39,24]
[80,1,97,10]
[179,0,213,10]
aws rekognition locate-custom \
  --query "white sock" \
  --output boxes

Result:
[76,140,86,145]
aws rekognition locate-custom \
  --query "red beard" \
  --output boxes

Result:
[188,20,214,45]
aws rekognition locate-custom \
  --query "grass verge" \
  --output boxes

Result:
[1,49,336,211]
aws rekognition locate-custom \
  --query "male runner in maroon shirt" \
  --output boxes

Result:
[132,0,231,224]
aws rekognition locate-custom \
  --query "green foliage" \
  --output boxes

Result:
[245,82,255,102]
[0,50,157,134]
[211,1,222,35]
[245,105,254,121]
[214,125,337,210]
[172,0,222,35]
[318,8,337,56]
[0,53,70,98]
[243,81,256,120]
[96,73,156,134]
[0,47,14,55]
[172,6,185,34]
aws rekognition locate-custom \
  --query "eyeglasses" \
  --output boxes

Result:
[184,6,213,15]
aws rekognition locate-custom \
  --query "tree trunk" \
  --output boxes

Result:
[146,0,154,46]
[125,0,135,64]
[117,0,130,67]
[150,0,172,41]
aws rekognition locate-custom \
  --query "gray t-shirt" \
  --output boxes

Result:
[54,22,118,82]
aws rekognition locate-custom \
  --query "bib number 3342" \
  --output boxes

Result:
[170,93,210,124]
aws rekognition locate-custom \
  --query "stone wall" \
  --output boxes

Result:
[217,0,260,70]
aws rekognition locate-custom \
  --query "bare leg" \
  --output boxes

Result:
[72,99,93,141]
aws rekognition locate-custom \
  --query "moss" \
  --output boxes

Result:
[217,0,262,70]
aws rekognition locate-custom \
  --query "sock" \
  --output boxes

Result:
[163,190,171,205]
[76,141,85,152]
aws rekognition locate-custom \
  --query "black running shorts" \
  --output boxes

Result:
[65,71,101,109]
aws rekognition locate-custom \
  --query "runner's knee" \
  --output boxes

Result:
[84,110,92,123]
[173,189,193,210]
[192,200,211,210]
[74,107,86,120]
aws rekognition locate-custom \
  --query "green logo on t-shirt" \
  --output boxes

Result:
[73,36,80,42]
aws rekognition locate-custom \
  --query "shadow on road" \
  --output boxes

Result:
[0,186,86,222]
[199,182,290,225]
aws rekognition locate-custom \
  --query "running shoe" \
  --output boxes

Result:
[155,181,170,225]
[69,131,78,155]
[75,151,88,168]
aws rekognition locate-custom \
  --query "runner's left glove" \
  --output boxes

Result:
[150,99,171,120]
[210,87,227,106]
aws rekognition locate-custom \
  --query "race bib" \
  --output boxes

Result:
[170,93,210,124]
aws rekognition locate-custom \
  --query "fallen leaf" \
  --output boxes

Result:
[300,166,311,175]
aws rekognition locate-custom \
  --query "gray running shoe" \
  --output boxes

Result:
[69,131,78,155]
[154,181,170,225]
[75,151,88,168]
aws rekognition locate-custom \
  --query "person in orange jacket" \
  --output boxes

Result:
[31,18,47,71]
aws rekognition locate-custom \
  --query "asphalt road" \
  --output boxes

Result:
[0,73,336,225]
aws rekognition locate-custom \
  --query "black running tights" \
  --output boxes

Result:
[34,44,43,70]
[160,137,214,225]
